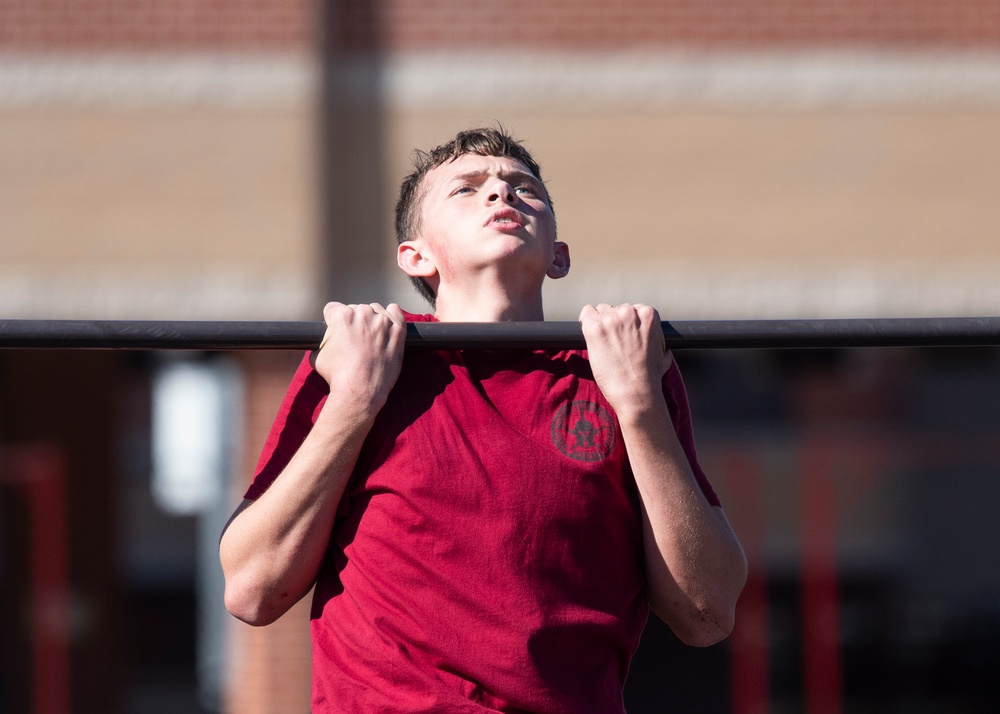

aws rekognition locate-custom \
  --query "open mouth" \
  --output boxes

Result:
[488,209,524,229]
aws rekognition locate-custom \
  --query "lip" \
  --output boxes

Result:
[486,208,525,230]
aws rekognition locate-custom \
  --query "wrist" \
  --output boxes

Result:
[612,392,671,430]
[318,389,385,430]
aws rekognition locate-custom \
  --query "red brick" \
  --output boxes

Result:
[0,0,313,51]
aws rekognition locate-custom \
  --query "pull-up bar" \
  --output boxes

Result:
[1,316,999,351]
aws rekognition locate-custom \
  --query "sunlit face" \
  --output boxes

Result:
[400,153,566,293]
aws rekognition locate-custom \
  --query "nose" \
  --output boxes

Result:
[486,179,515,205]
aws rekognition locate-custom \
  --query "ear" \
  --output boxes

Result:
[546,241,571,280]
[397,239,438,280]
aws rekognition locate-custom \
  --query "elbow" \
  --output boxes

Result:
[657,597,737,648]
[224,576,288,627]
[690,570,749,647]
[681,551,750,647]
[653,565,748,648]
[220,541,297,626]
[678,603,737,647]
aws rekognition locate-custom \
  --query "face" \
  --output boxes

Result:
[398,153,568,293]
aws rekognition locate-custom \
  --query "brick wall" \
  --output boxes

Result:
[0,0,313,51]
[4,0,999,54]
[325,0,1000,51]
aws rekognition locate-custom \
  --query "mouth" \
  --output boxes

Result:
[487,209,525,230]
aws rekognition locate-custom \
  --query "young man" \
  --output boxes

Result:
[220,127,747,711]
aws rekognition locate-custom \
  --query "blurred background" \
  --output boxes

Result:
[2,1,1000,712]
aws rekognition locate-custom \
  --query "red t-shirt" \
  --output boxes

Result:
[247,313,719,713]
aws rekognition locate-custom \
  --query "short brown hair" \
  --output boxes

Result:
[394,126,552,305]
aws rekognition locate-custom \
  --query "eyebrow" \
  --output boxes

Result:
[447,169,546,193]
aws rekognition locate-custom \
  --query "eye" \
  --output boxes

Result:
[515,184,539,197]
[451,185,475,196]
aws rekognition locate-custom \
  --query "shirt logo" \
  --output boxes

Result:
[551,400,617,462]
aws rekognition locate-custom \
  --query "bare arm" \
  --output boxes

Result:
[580,304,747,646]
[219,302,406,626]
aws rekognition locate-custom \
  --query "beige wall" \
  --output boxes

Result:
[0,104,319,319]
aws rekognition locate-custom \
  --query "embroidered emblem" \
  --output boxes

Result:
[551,400,617,462]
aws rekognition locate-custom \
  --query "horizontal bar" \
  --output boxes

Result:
[2,316,1000,351]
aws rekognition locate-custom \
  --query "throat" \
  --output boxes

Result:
[433,273,546,322]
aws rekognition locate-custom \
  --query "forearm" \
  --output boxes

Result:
[220,397,377,625]
[578,303,746,643]
[620,401,747,646]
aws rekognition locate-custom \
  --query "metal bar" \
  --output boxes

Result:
[1,316,1000,351]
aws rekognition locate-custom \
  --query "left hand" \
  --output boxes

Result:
[579,303,673,416]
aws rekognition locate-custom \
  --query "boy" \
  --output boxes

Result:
[220,127,746,711]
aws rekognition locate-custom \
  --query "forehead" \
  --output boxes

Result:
[421,153,539,194]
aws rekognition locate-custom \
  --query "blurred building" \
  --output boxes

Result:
[2,1,1000,712]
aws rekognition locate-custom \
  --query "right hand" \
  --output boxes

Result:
[311,302,407,413]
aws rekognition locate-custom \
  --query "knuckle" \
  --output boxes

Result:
[324,302,347,322]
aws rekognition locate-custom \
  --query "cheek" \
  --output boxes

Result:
[536,214,558,244]
[437,252,455,275]
[533,202,555,227]
[423,235,455,275]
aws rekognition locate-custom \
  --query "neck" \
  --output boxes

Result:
[432,277,546,323]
